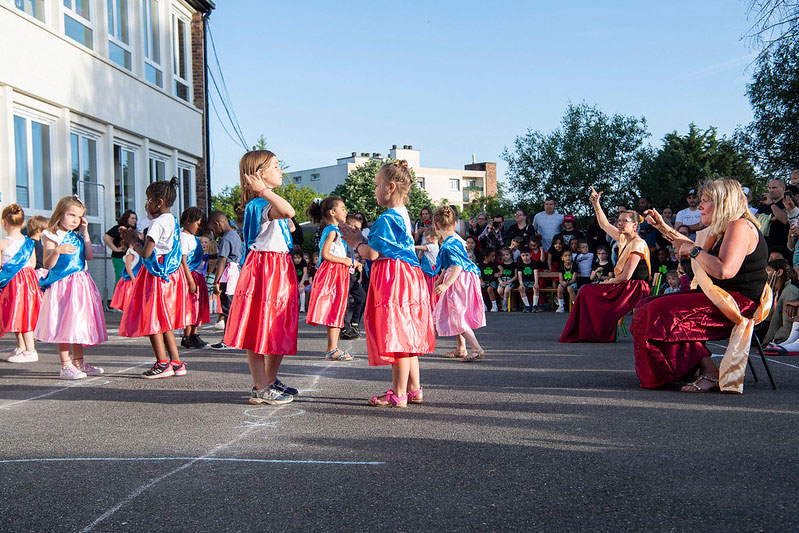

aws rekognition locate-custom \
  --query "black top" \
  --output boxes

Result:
[33,239,44,270]
[630,256,650,281]
[707,228,768,302]
[294,259,308,281]
[479,261,498,284]
[555,229,584,246]
[517,260,537,283]
[559,262,579,283]
[105,225,125,258]
[758,201,788,251]
[505,223,534,244]
[591,258,613,277]
[498,261,517,283]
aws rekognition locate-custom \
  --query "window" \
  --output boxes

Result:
[177,164,193,213]
[14,115,52,210]
[113,144,136,217]
[70,132,100,217]
[63,0,93,49]
[311,173,320,181]
[14,0,45,21]
[449,178,460,191]
[107,0,131,69]
[142,0,162,87]
[149,154,167,183]
[417,178,425,190]
[172,13,190,101]
[293,175,302,184]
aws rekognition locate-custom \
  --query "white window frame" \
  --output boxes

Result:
[10,0,46,22]
[70,127,105,250]
[62,0,94,50]
[171,10,191,102]
[177,161,195,214]
[12,108,55,215]
[311,173,320,181]
[107,0,132,70]
[449,178,460,191]
[142,0,163,88]
[113,142,138,218]
[148,151,169,184]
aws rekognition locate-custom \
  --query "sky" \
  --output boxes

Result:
[206,0,759,194]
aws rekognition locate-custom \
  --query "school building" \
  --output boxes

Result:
[0,0,214,298]
[288,145,498,208]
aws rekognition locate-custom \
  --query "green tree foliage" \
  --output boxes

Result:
[461,182,516,219]
[745,0,799,61]
[210,182,318,225]
[502,102,650,217]
[211,185,241,222]
[331,158,433,221]
[743,39,799,177]
[639,124,758,210]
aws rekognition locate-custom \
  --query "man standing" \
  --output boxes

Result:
[533,197,564,251]
[758,178,790,252]
[674,189,705,241]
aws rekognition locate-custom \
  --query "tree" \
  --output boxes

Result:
[331,158,432,222]
[210,181,318,225]
[742,39,799,177]
[502,102,650,217]
[211,185,241,222]
[639,124,759,210]
[745,0,799,61]
[461,182,516,219]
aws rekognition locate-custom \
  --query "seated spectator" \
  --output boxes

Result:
[555,214,583,247]
[509,236,525,260]
[555,249,579,313]
[573,240,594,288]
[468,212,489,242]
[516,248,538,312]
[663,270,681,294]
[413,206,434,245]
[652,247,677,279]
[505,209,534,244]
[478,248,500,312]
[761,259,799,348]
[590,245,613,283]
[529,236,547,270]
[465,235,478,263]
[496,247,517,309]
[661,207,674,226]
[548,236,565,272]
[769,245,792,263]
[758,178,789,252]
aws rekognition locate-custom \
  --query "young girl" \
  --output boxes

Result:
[306,196,360,361]
[340,160,435,407]
[548,236,565,272]
[432,206,486,362]
[590,245,613,283]
[292,250,309,312]
[180,207,210,349]
[0,204,42,363]
[415,226,440,309]
[465,235,478,263]
[35,196,107,379]
[497,247,517,309]
[109,241,141,311]
[119,178,192,378]
[556,249,578,312]
[223,150,299,405]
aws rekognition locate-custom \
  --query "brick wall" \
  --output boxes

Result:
[465,162,498,197]
[191,12,208,211]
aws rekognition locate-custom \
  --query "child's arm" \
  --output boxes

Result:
[43,234,77,270]
[80,217,94,261]
[321,232,353,266]
[414,245,429,252]
[516,270,524,287]
[212,256,227,296]
[433,265,463,295]
[181,255,197,293]
[124,253,135,279]
[244,174,295,220]
[300,266,308,285]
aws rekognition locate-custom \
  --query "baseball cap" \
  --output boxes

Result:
[741,186,751,195]
[687,189,697,196]
[563,214,576,222]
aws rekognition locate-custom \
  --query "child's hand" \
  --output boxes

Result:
[352,260,362,270]
[55,244,76,255]
[433,284,447,295]
[79,217,89,235]
[212,282,221,296]
[119,226,138,245]
[188,280,197,294]
[339,223,364,248]
[243,174,268,195]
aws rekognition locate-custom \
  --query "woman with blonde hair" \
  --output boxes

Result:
[632,179,767,392]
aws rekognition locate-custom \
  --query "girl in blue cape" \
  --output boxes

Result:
[119,178,193,379]
[0,204,41,363]
[109,241,141,311]
[340,160,435,408]
[35,196,108,379]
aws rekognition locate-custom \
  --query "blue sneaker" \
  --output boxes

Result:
[271,379,298,397]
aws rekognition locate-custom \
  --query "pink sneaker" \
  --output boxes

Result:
[171,362,187,376]
[142,362,175,379]
[7,350,38,363]
[79,362,103,375]
[60,364,87,380]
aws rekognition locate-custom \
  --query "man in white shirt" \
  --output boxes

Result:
[532,197,564,251]
[674,189,705,241]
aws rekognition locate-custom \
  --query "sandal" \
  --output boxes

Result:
[325,348,353,361]
[442,349,467,358]
[368,389,407,408]
[407,387,423,404]
[462,349,485,362]
[681,374,719,393]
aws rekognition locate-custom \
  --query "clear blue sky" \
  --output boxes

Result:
[207,0,758,194]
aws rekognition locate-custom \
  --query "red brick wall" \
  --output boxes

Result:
[191,12,208,211]
[465,162,498,197]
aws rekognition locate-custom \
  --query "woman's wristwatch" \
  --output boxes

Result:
[689,246,702,259]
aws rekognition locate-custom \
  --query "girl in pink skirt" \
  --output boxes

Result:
[223,150,299,406]
[432,206,486,362]
[119,178,192,379]
[35,196,107,379]
[306,196,361,361]
[340,160,435,408]
[0,204,42,363]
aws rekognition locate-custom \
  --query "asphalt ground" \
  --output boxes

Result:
[1,310,798,532]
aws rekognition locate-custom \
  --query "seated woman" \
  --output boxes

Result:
[761,258,799,350]
[633,179,767,392]
[559,187,650,342]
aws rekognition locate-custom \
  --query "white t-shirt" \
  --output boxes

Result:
[422,241,439,268]
[147,213,177,257]
[675,207,702,240]
[249,203,290,253]
[179,231,198,257]
[533,211,565,251]
[1,236,25,263]
[124,247,140,269]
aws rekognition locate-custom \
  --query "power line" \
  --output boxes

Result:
[208,70,248,150]
[206,21,248,148]
[209,94,247,150]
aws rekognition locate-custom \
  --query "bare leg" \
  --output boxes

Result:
[14,332,24,351]
[456,334,466,353]
[461,328,482,352]
[163,331,180,362]
[326,326,340,353]
[264,354,284,384]
[57,343,71,365]
[247,350,268,390]
[22,331,36,352]
[407,356,420,392]
[148,333,167,362]
[71,344,84,366]
[487,286,496,301]
[183,326,191,338]
[392,357,411,397]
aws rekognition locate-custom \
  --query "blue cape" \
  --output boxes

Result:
[0,238,35,290]
[317,224,347,267]
[186,235,204,272]
[241,197,293,265]
[121,256,143,281]
[142,216,182,282]
[436,235,480,276]
[367,209,419,267]
[40,232,85,289]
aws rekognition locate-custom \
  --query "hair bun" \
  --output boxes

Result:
[8,204,22,214]
[393,160,409,169]
[169,176,179,188]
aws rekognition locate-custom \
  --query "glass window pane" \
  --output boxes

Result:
[123,149,135,214]
[82,137,99,216]
[64,0,70,9]
[107,0,113,35]
[181,167,191,210]
[109,41,131,69]
[118,0,128,43]
[16,0,45,22]
[145,63,163,87]
[64,14,93,48]
[150,0,160,63]
[71,133,80,195]
[14,116,29,208]
[175,80,188,101]
[74,0,89,19]
[32,121,51,210]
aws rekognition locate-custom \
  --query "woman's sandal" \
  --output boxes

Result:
[442,349,467,358]
[462,349,485,362]
[681,374,719,393]
[368,389,407,408]
[325,348,353,361]
[407,387,423,404]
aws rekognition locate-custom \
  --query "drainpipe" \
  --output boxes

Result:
[203,11,212,211]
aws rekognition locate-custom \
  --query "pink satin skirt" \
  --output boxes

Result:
[559,279,650,343]
[425,274,439,310]
[34,271,107,345]
[0,267,42,336]
[223,251,298,355]
[365,258,435,366]
[306,261,349,328]
[119,266,189,337]
[434,270,486,337]
[109,278,134,311]
[186,270,210,326]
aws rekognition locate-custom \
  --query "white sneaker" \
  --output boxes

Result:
[7,350,38,363]
[79,362,104,376]
[1,347,24,361]
[60,364,87,380]
[556,305,566,313]
[214,320,226,331]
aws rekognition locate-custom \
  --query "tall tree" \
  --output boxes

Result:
[331,158,432,222]
[745,0,799,61]
[502,102,650,217]
[639,124,758,210]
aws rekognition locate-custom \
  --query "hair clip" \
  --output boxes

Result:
[313,198,322,205]
[72,194,84,204]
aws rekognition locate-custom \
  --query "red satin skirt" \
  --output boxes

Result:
[631,289,758,388]
[186,270,210,326]
[119,266,189,337]
[365,258,435,366]
[306,261,349,328]
[424,274,439,310]
[559,279,650,343]
[223,251,297,355]
[0,267,42,335]
[109,278,134,311]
